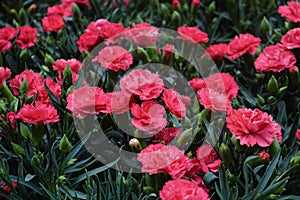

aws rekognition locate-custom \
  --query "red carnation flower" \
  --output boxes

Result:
[227,33,261,60]
[196,145,221,173]
[278,1,300,23]
[92,46,133,72]
[0,40,11,53]
[177,26,209,43]
[0,26,18,41]
[77,31,100,53]
[16,26,39,49]
[137,144,190,179]
[0,67,11,85]
[99,23,126,40]
[226,108,282,147]
[254,44,296,72]
[42,15,64,32]
[128,23,161,46]
[296,129,300,140]
[53,58,82,73]
[47,3,73,17]
[16,102,59,124]
[162,88,189,119]
[160,179,210,200]
[0,180,17,199]
[120,69,164,100]
[62,0,91,8]
[281,28,300,49]
[66,86,111,119]
[131,100,167,134]
[152,127,182,145]
[206,43,228,61]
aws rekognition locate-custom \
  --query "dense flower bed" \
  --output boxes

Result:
[0,0,300,199]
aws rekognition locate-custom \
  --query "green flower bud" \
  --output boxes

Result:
[11,142,26,156]
[67,158,77,167]
[143,186,155,194]
[20,78,28,97]
[231,135,241,151]
[257,94,265,105]
[137,47,150,63]
[271,30,282,42]
[57,175,67,183]
[267,75,278,94]
[63,65,73,91]
[20,122,32,139]
[290,156,300,166]
[72,3,81,21]
[161,3,169,18]
[219,143,233,164]
[176,128,193,149]
[278,86,287,95]
[208,1,216,14]
[171,10,181,28]
[129,138,142,151]
[267,95,276,104]
[1,84,15,103]
[18,8,26,25]
[270,137,280,157]
[31,123,44,146]
[261,16,271,34]
[59,134,72,153]
[19,49,28,63]
[44,53,55,67]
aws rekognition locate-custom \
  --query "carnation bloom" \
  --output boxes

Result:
[107,91,132,114]
[152,127,183,144]
[191,73,239,113]
[42,15,65,32]
[254,44,296,72]
[278,1,300,23]
[227,33,261,60]
[0,40,12,53]
[120,69,164,100]
[281,28,300,49]
[0,67,11,86]
[66,86,111,119]
[92,46,133,72]
[62,0,91,8]
[16,102,59,124]
[52,58,82,73]
[162,88,189,119]
[128,23,161,46]
[177,26,209,43]
[258,150,270,160]
[137,144,190,179]
[159,179,210,200]
[226,108,282,147]
[196,145,221,173]
[205,43,228,61]
[47,3,73,17]
[16,26,39,49]
[77,31,100,53]
[131,100,167,134]
[99,23,126,39]
[296,129,300,140]
[0,26,18,40]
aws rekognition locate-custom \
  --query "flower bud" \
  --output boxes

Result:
[231,135,241,150]
[129,138,142,151]
[59,134,72,153]
[19,78,28,97]
[207,1,216,14]
[63,65,73,91]
[258,150,270,160]
[267,95,276,104]
[270,137,280,157]
[11,142,26,156]
[28,4,37,14]
[44,53,55,67]
[18,8,26,25]
[67,158,77,167]
[261,16,271,34]
[257,94,265,105]
[172,0,180,8]
[171,10,181,28]
[1,84,15,103]
[219,143,233,164]
[290,156,300,166]
[271,30,282,42]
[57,175,67,183]
[72,3,81,21]
[31,123,44,146]
[161,4,170,18]
[19,49,28,63]
[289,66,300,84]
[176,128,193,149]
[277,86,287,95]
[20,122,32,140]
[267,75,278,94]
[137,47,150,63]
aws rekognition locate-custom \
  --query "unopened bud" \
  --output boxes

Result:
[171,10,181,28]
[59,134,72,153]
[176,128,193,149]
[219,143,233,164]
[19,49,28,62]
[258,150,270,160]
[267,95,276,104]
[20,78,28,96]
[18,8,26,25]
[270,137,280,157]
[207,1,216,14]
[28,4,37,14]
[129,138,142,151]
[11,142,26,156]
[44,53,55,67]
[261,16,271,34]
[267,75,278,94]
[72,3,81,21]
